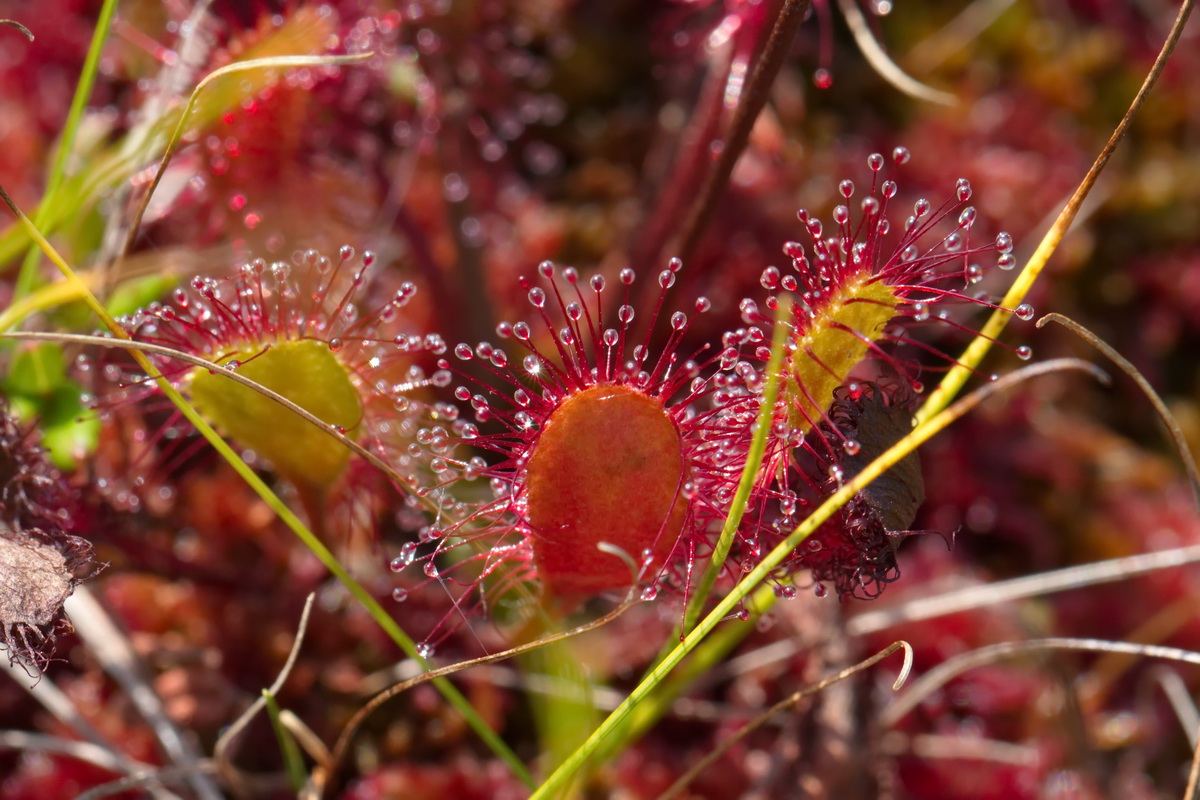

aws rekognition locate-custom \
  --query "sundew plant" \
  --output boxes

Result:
[0,1,1198,799]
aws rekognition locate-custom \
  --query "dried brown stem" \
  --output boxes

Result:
[1037,312,1200,510]
[213,593,316,799]
[671,0,813,266]
[655,641,913,800]
[311,594,639,800]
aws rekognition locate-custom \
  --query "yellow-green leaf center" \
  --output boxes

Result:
[187,339,362,488]
[789,276,900,432]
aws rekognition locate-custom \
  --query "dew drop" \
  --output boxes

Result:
[956,178,972,202]
[813,68,832,89]
[591,275,605,292]
[416,643,434,659]
[843,439,861,456]
[392,587,409,602]
[671,311,687,331]
[892,146,910,164]
[695,297,711,313]
[455,343,473,360]
[640,585,659,601]
[528,287,545,307]
[1016,345,1033,360]
[620,268,636,285]
[1014,303,1035,321]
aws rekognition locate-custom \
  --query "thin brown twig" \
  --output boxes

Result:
[1185,726,1200,800]
[917,0,1195,424]
[213,593,317,799]
[883,638,1200,728]
[835,0,955,104]
[1037,312,1200,510]
[654,641,913,800]
[0,19,34,40]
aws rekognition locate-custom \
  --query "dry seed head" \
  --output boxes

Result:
[0,405,94,674]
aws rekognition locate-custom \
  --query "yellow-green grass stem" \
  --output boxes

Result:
[915,0,1193,426]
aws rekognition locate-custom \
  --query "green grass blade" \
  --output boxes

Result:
[13,0,119,302]
[263,690,308,792]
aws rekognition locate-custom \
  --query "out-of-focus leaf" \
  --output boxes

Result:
[6,344,66,397]
[105,274,176,318]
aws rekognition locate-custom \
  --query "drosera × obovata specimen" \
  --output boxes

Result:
[90,245,446,524]
[386,258,783,655]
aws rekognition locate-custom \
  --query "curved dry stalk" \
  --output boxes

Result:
[882,638,1200,728]
[655,641,913,800]
[881,731,1041,767]
[311,593,639,800]
[65,587,221,800]
[1038,312,1200,509]
[0,18,33,40]
[1153,667,1200,747]
[213,593,315,798]
[1186,730,1200,800]
[847,543,1200,637]
[0,731,160,784]
[73,763,221,800]
[119,51,372,259]
[836,0,956,105]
